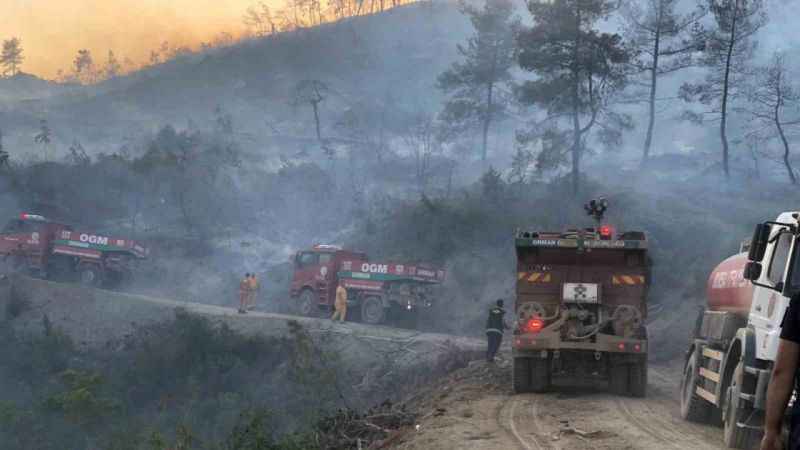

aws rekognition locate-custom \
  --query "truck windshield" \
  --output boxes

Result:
[297,252,319,267]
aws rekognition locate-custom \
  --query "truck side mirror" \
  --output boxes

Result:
[743,261,762,281]
[748,223,771,262]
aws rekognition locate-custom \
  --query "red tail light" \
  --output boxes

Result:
[524,318,545,333]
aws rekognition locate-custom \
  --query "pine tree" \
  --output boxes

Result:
[1,38,24,77]
[73,49,96,84]
[621,0,705,165]
[517,0,632,195]
[741,52,799,184]
[105,50,122,80]
[437,0,518,161]
[679,0,766,178]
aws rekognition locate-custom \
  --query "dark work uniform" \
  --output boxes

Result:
[485,306,507,362]
[780,293,800,449]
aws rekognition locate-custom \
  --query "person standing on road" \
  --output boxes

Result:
[761,293,800,450]
[486,299,509,363]
[247,273,260,310]
[238,273,250,314]
[331,281,348,322]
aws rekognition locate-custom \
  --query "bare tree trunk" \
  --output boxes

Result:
[312,101,322,142]
[642,4,662,167]
[571,6,582,196]
[481,106,491,161]
[481,45,498,162]
[776,107,797,184]
[719,0,738,180]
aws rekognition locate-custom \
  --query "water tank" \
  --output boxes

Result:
[706,252,754,316]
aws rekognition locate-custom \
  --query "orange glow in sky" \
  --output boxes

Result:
[2,0,262,78]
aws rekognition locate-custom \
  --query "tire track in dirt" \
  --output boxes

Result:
[612,367,723,450]
[497,395,547,450]
[502,366,725,450]
[614,397,687,449]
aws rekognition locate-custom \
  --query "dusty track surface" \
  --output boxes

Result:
[394,299,727,449]
[394,353,726,450]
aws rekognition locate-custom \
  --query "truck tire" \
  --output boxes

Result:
[529,356,551,393]
[723,362,760,449]
[361,296,386,325]
[7,252,27,273]
[680,348,713,423]
[79,264,104,288]
[609,361,629,396]
[297,289,317,317]
[512,357,531,393]
[628,359,647,398]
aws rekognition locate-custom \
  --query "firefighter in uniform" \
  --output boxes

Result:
[238,273,250,314]
[331,281,348,322]
[486,299,509,362]
[247,273,260,310]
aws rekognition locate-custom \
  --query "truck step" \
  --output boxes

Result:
[699,367,720,383]
[739,393,755,403]
[695,386,717,403]
[702,347,724,361]
[744,366,761,376]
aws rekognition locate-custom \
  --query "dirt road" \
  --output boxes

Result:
[395,356,727,450]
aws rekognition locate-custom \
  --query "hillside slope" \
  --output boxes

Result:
[0,2,470,159]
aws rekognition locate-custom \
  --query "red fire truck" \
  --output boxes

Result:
[289,244,445,326]
[0,213,148,287]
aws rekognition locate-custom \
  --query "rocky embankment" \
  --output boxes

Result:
[0,275,484,406]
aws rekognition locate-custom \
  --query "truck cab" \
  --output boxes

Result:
[289,245,367,316]
[0,213,148,287]
[746,213,800,361]
[0,214,70,275]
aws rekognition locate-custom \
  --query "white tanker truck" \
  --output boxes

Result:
[680,211,800,448]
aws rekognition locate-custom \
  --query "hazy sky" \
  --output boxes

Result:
[2,0,262,78]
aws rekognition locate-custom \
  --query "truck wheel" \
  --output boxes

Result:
[609,361,629,396]
[361,296,386,325]
[723,362,760,449]
[512,357,531,393]
[628,359,647,398]
[681,348,713,423]
[529,356,551,393]
[8,253,27,273]
[297,289,317,317]
[79,264,104,287]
